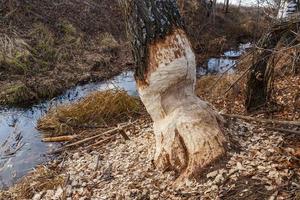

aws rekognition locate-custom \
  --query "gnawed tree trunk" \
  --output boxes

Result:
[245,17,300,112]
[122,0,226,181]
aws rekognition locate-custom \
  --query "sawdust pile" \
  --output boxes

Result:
[2,116,300,199]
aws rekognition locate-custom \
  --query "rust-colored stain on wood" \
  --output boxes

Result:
[138,28,190,88]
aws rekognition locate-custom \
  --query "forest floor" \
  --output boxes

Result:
[1,46,300,200]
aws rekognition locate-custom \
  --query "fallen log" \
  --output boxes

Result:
[42,135,77,142]
[222,114,300,126]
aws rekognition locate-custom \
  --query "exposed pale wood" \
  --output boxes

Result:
[223,114,300,126]
[42,135,77,142]
[123,0,226,181]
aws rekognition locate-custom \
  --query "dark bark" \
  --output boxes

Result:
[245,32,278,112]
[121,0,183,82]
[225,0,229,13]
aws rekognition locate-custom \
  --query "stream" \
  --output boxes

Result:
[0,43,251,189]
[196,43,251,76]
[0,71,137,189]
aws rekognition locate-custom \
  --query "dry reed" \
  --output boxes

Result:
[38,90,144,136]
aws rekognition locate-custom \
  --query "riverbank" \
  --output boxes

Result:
[0,40,133,106]
[2,42,300,199]
[0,71,137,189]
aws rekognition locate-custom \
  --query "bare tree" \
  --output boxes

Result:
[245,1,300,112]
[121,0,226,181]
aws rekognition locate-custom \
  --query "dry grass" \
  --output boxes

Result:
[97,32,119,53]
[38,90,144,136]
[0,166,64,200]
[0,33,32,74]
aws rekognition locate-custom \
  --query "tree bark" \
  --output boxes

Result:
[122,0,226,181]
[225,0,229,13]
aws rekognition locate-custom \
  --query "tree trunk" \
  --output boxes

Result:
[122,0,226,181]
[225,0,229,13]
[245,18,300,112]
[245,32,277,112]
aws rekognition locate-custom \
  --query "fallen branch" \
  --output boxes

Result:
[222,114,300,126]
[92,135,117,147]
[50,120,138,154]
[222,53,273,97]
[222,66,251,96]
[265,127,300,134]
[119,129,130,140]
[42,135,77,142]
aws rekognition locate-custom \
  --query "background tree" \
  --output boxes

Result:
[121,0,226,181]
[245,0,300,112]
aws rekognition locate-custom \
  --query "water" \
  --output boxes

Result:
[197,43,252,76]
[0,71,136,188]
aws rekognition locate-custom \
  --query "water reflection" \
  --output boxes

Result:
[197,43,252,76]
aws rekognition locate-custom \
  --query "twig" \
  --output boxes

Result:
[94,154,100,171]
[119,129,130,140]
[207,50,254,93]
[222,113,300,126]
[222,65,252,96]
[265,127,300,134]
[50,120,138,154]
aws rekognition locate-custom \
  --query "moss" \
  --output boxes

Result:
[56,20,82,61]
[0,34,32,74]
